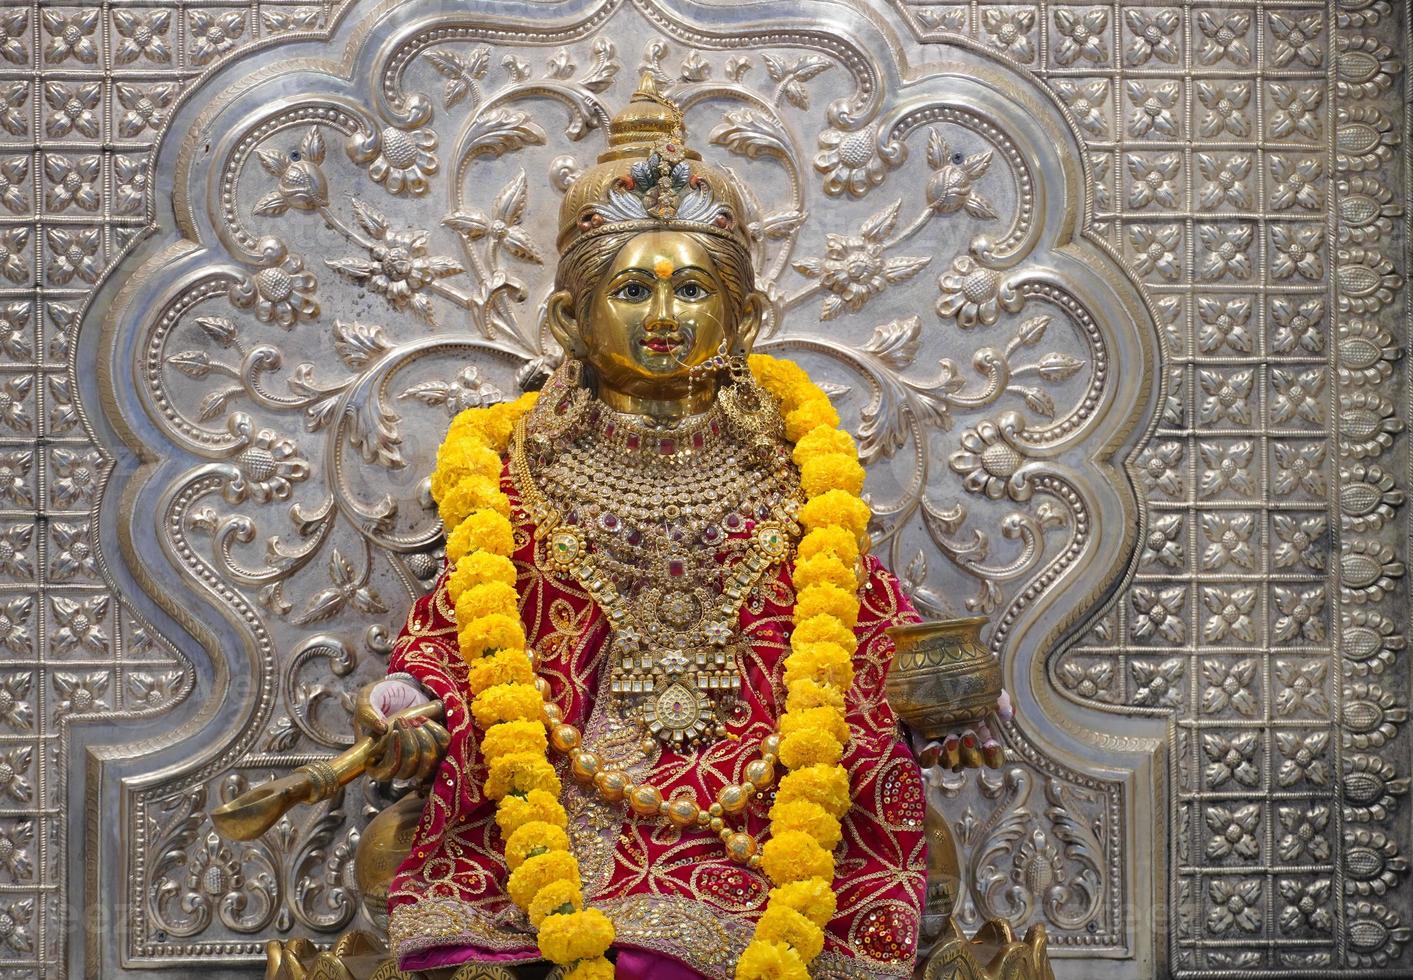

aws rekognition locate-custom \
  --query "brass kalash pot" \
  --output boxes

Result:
[884,616,1054,980]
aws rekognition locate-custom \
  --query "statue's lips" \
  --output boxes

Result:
[640,336,682,354]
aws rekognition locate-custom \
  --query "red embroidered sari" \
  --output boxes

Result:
[385,466,927,979]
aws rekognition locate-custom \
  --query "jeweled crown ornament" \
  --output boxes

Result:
[556,73,750,256]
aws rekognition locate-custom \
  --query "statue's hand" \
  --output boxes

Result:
[914,690,1013,774]
[356,678,449,784]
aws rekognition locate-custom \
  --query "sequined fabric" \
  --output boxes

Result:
[386,466,927,979]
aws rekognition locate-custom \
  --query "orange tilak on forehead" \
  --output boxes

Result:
[653,257,674,280]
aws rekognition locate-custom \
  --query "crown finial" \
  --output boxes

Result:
[602,72,688,162]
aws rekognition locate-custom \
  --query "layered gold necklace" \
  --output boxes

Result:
[511,396,802,751]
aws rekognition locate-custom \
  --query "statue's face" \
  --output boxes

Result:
[577,231,733,397]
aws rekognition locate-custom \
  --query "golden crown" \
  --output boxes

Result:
[556,74,750,256]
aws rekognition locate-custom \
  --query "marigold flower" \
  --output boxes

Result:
[796,526,860,566]
[448,553,518,599]
[782,642,854,690]
[778,728,844,769]
[432,442,502,501]
[767,799,843,851]
[446,509,515,561]
[793,583,859,629]
[798,489,871,538]
[485,751,561,801]
[791,613,857,651]
[439,474,511,529]
[504,819,571,871]
[755,904,825,961]
[538,908,615,963]
[495,789,567,838]
[507,849,580,909]
[564,957,617,980]
[784,678,846,714]
[761,830,835,885]
[527,878,582,928]
[775,764,851,818]
[792,425,857,466]
[466,648,534,695]
[735,938,809,980]
[778,706,850,745]
[799,453,866,497]
[769,879,837,927]
[792,553,858,593]
[784,399,841,443]
[455,581,520,625]
[458,613,527,661]
[480,719,548,765]
[470,681,542,728]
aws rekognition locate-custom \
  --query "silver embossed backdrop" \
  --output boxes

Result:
[0,0,1399,977]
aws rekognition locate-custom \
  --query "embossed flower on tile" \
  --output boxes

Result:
[1057,660,1114,701]
[1272,514,1327,571]
[1053,7,1109,65]
[1276,730,1330,787]
[0,673,31,731]
[50,448,100,508]
[1200,659,1259,716]
[113,155,148,216]
[1195,11,1251,66]
[794,202,929,320]
[0,82,25,138]
[1128,223,1181,281]
[1051,79,1109,137]
[1201,587,1257,645]
[1278,878,1332,933]
[981,7,1036,63]
[50,596,108,655]
[1199,514,1254,571]
[127,670,186,711]
[1268,155,1323,212]
[815,124,901,198]
[1201,732,1260,788]
[1131,657,1184,707]
[49,522,96,581]
[229,238,319,326]
[113,8,172,65]
[0,599,30,657]
[1123,8,1179,66]
[1198,369,1253,426]
[1137,440,1184,496]
[1198,440,1255,497]
[327,201,462,323]
[53,671,109,718]
[1198,81,1253,139]
[352,124,440,196]
[1272,587,1326,644]
[1196,297,1252,353]
[1339,464,1403,532]
[1269,82,1324,141]
[1270,296,1325,354]
[1125,153,1179,210]
[1131,586,1186,645]
[1205,804,1261,860]
[0,820,32,881]
[1125,81,1180,138]
[0,301,28,359]
[1272,441,1326,498]
[934,254,1019,327]
[1269,11,1323,69]
[1140,514,1183,569]
[45,228,99,286]
[1195,153,1252,212]
[188,10,246,65]
[1342,683,1406,750]
[1271,225,1325,281]
[1207,879,1261,934]
[224,414,310,504]
[1276,805,1331,863]
[1275,660,1329,716]
[43,153,99,214]
[0,376,30,435]
[115,82,178,139]
[1270,367,1326,426]
[40,9,97,65]
[41,80,100,139]
[949,413,1032,501]
[1197,224,1253,282]
[0,452,31,508]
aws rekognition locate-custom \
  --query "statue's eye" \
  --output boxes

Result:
[676,282,708,301]
[614,282,650,302]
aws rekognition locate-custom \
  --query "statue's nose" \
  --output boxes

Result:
[645,287,676,332]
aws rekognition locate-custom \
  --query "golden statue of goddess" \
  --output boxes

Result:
[221,77,1047,980]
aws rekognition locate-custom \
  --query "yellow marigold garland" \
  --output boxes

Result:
[431,354,870,978]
